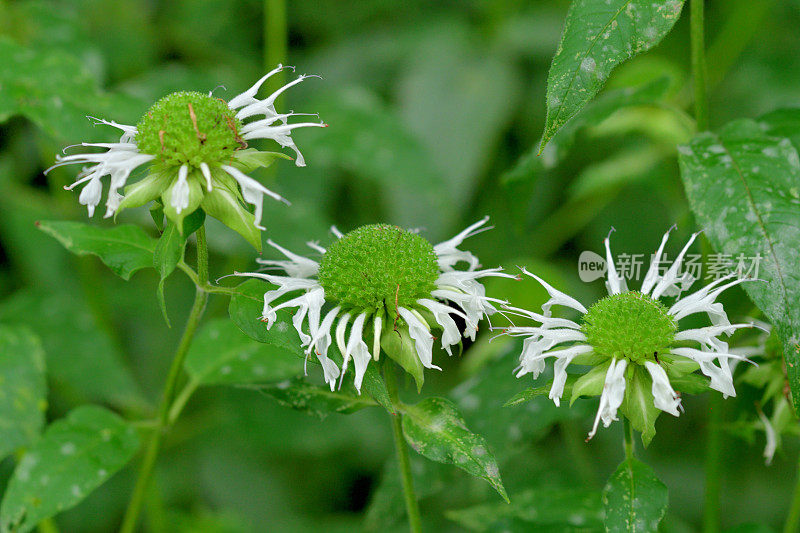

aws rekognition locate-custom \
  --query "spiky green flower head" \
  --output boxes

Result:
[236,218,509,393]
[581,292,677,364]
[136,91,243,169]
[508,229,756,445]
[318,224,440,314]
[44,67,326,250]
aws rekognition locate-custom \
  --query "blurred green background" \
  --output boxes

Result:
[1,0,799,531]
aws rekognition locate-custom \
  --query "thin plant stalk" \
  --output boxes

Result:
[119,227,210,533]
[784,455,800,533]
[691,0,709,132]
[623,417,635,462]
[384,364,423,533]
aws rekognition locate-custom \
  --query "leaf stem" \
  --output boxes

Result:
[119,227,210,533]
[622,417,635,462]
[785,454,800,533]
[384,364,423,533]
[690,0,709,131]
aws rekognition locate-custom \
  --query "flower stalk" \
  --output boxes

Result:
[384,363,423,533]
[119,227,210,533]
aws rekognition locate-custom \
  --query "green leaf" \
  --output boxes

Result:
[619,366,660,447]
[184,319,304,386]
[0,325,47,460]
[401,397,508,502]
[153,210,205,325]
[37,220,156,280]
[227,279,305,356]
[117,172,173,215]
[505,375,578,407]
[381,327,425,392]
[0,290,145,411]
[571,362,610,405]
[602,457,668,533]
[678,117,800,412]
[230,149,292,173]
[541,0,685,150]
[201,186,261,252]
[249,378,376,419]
[446,488,603,531]
[0,406,140,533]
[360,365,395,415]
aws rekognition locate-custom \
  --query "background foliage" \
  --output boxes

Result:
[1,0,799,531]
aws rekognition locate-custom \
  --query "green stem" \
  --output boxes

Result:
[384,365,423,533]
[703,395,723,533]
[690,0,709,132]
[265,0,287,76]
[119,228,210,533]
[622,417,635,462]
[784,455,800,533]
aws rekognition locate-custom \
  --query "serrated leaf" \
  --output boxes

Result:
[37,220,156,280]
[602,457,668,533]
[401,397,508,501]
[184,319,304,386]
[619,366,659,447]
[446,488,603,532]
[250,378,376,419]
[0,406,140,533]
[0,325,47,460]
[678,116,800,412]
[0,290,145,411]
[541,0,684,150]
[227,279,305,356]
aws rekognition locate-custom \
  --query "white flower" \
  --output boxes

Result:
[232,220,511,392]
[505,227,756,439]
[45,66,324,229]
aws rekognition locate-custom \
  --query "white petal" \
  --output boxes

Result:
[651,231,700,299]
[757,409,777,466]
[644,361,681,416]
[520,267,587,316]
[546,345,593,406]
[604,231,628,295]
[587,359,628,439]
[346,313,372,392]
[171,165,190,214]
[398,307,439,370]
[641,226,674,296]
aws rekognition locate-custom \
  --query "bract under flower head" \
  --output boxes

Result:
[233,218,512,392]
[504,227,757,444]
[44,66,326,250]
